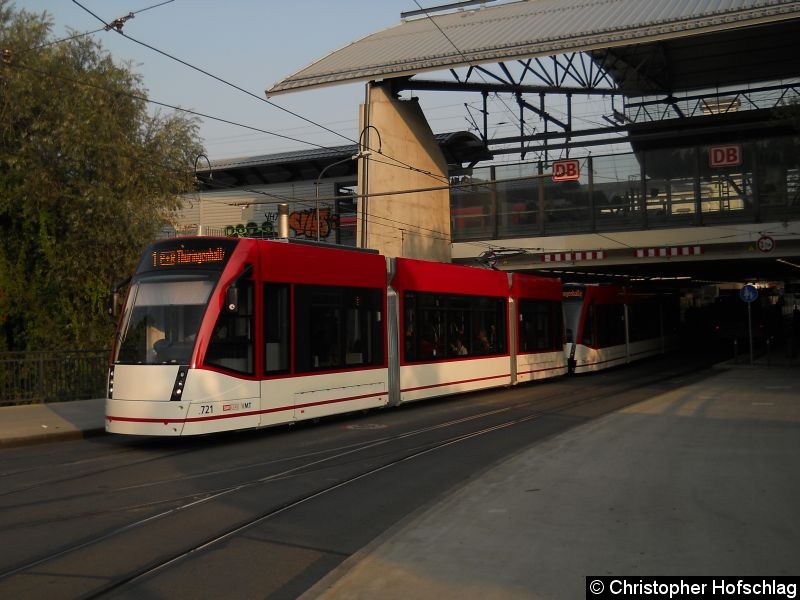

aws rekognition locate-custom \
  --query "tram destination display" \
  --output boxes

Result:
[136,239,238,274]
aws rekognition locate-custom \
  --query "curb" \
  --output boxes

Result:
[0,427,107,449]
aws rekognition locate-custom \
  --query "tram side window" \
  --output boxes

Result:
[205,279,254,375]
[446,297,470,358]
[294,285,383,372]
[471,296,506,356]
[629,299,660,342]
[416,293,445,360]
[518,299,563,352]
[596,303,626,347]
[404,293,417,361]
[403,292,506,362]
[264,284,290,374]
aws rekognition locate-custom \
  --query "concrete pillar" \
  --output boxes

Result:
[358,82,451,262]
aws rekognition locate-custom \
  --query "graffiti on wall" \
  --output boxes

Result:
[289,207,335,238]
[225,205,348,239]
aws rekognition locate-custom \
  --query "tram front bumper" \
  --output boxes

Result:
[105,398,190,436]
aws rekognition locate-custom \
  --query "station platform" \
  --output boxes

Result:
[1,360,798,598]
[303,361,800,599]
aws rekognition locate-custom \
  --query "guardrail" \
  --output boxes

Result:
[0,351,109,406]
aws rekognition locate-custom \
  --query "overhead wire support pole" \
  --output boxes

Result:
[482,90,489,144]
[541,92,548,164]
[194,154,212,234]
[517,92,525,159]
[566,93,573,158]
[360,83,372,249]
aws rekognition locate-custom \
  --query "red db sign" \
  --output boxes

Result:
[709,145,742,168]
[552,159,580,181]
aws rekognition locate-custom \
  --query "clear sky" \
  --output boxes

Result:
[19,0,463,160]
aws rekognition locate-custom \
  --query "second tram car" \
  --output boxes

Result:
[107,237,568,436]
[563,283,676,374]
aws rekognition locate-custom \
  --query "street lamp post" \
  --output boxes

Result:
[314,153,366,242]
[313,125,380,244]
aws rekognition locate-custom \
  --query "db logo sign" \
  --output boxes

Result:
[709,145,742,168]
[552,159,580,182]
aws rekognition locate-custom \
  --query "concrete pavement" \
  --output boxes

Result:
[0,397,105,447]
[302,362,800,599]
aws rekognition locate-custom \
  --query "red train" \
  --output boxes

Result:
[106,238,672,436]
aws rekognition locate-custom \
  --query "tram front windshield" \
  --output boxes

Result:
[115,275,216,365]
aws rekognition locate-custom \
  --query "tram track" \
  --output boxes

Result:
[0,356,671,513]
[0,359,701,526]
[85,409,558,599]
[0,358,714,598]
[0,445,202,500]
[0,399,535,537]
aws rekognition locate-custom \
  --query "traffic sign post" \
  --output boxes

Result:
[739,285,758,303]
[740,284,758,365]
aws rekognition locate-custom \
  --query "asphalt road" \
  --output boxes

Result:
[0,355,725,599]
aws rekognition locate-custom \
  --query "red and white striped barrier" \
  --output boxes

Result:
[634,246,702,258]
[542,251,605,263]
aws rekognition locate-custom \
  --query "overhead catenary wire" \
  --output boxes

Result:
[10,46,766,256]
[191,171,548,251]
[25,26,106,51]
[18,6,751,259]
[33,2,555,196]
[70,0,454,187]
[8,53,499,197]
[56,2,626,169]
[7,57,448,193]
[2,57,507,249]
[7,46,755,259]
[18,0,174,53]
[6,60,335,152]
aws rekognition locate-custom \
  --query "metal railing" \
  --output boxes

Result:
[0,350,109,406]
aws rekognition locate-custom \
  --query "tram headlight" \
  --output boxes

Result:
[170,366,189,402]
[107,366,115,399]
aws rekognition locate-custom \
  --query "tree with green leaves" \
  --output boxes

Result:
[0,2,203,351]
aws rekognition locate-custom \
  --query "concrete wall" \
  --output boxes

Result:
[358,83,452,261]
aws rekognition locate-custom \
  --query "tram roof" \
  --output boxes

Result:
[267,0,800,96]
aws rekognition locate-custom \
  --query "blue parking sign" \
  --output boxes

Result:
[739,284,758,303]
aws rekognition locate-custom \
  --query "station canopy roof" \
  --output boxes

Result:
[267,0,800,97]
[198,131,489,187]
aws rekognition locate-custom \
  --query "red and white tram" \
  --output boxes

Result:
[563,284,676,374]
[106,237,567,436]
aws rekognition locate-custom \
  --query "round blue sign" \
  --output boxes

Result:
[739,284,759,303]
